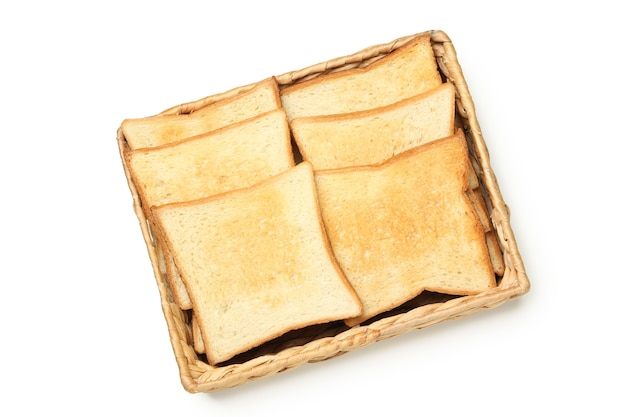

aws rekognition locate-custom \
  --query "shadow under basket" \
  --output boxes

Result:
[117,29,530,393]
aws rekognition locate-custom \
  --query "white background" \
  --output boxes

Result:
[2,1,624,415]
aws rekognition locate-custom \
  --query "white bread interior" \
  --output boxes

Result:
[151,162,362,364]
[313,131,496,326]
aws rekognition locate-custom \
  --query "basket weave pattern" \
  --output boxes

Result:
[117,29,529,393]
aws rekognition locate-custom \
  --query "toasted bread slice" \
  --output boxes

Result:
[151,162,362,364]
[466,163,506,277]
[153,238,193,310]
[280,33,441,120]
[467,185,491,232]
[485,231,505,277]
[121,77,281,149]
[125,109,294,209]
[314,131,496,326]
[192,313,206,355]
[163,245,193,310]
[290,83,455,170]
[468,187,505,277]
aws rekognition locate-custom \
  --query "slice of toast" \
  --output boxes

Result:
[121,77,281,149]
[163,245,193,310]
[154,238,193,310]
[313,131,496,326]
[290,83,456,170]
[485,230,505,277]
[467,159,506,277]
[151,162,362,364]
[192,313,206,355]
[467,187,505,277]
[280,33,441,120]
[125,109,294,209]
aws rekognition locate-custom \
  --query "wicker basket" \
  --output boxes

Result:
[117,29,530,393]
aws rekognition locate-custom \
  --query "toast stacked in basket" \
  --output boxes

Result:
[122,33,502,366]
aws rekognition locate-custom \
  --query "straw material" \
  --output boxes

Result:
[117,29,530,393]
